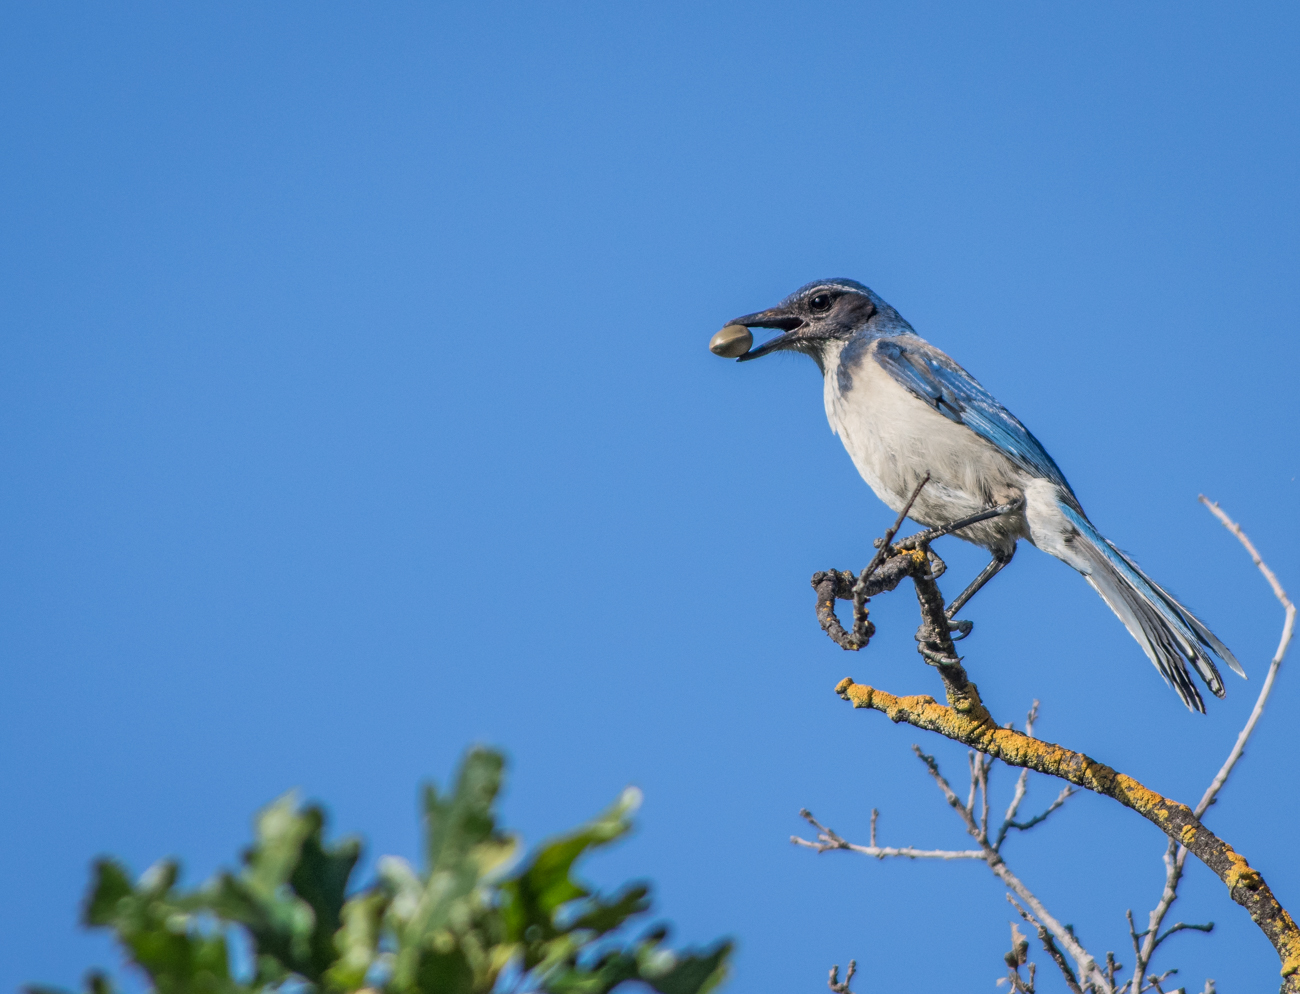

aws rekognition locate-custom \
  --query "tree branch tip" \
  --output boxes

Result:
[811,495,1298,987]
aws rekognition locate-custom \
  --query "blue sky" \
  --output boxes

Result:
[2,3,1297,991]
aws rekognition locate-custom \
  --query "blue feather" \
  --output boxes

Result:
[726,278,1243,710]
[872,338,1073,493]
[1056,500,1235,709]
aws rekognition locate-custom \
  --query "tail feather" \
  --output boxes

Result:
[1122,554,1245,679]
[1057,503,1239,713]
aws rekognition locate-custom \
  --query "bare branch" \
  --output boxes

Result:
[1104,951,1123,992]
[967,750,979,817]
[895,496,1026,550]
[795,769,1109,989]
[789,834,984,860]
[791,808,983,860]
[811,475,935,653]
[979,752,992,840]
[834,677,1299,988]
[800,497,1298,991]
[1194,496,1294,821]
[1145,967,1178,992]
[1133,499,1296,991]
[857,474,930,591]
[1154,921,1214,948]
[828,959,856,994]
[1003,923,1034,993]
[909,747,1109,990]
[1009,896,1084,994]
[994,701,1041,850]
[914,746,984,842]
[998,768,1032,850]
[1005,786,1076,835]
[812,557,915,651]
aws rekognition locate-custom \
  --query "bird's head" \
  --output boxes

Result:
[717,279,900,371]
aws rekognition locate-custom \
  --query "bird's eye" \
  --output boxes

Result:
[809,293,833,313]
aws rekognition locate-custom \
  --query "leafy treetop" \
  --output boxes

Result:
[32,747,730,994]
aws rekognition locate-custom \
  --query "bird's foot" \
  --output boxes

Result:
[918,644,963,667]
[914,622,964,666]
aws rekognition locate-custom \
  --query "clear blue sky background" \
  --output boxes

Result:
[2,3,1297,991]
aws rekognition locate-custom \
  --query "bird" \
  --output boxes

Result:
[721,278,1243,712]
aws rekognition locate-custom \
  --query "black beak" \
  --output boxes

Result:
[727,307,805,361]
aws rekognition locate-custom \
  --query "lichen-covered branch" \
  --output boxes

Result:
[803,497,1295,989]
[832,676,1300,988]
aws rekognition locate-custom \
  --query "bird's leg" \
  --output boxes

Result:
[942,547,1016,638]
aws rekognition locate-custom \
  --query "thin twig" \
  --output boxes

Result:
[849,475,931,645]
[1005,786,1075,835]
[792,809,982,860]
[996,702,1040,849]
[802,497,1296,990]
[1009,896,1085,994]
[1145,967,1178,992]
[1133,499,1294,990]
[967,751,979,818]
[856,474,930,589]
[1003,922,1034,993]
[1127,909,1144,981]
[1104,951,1122,992]
[828,959,856,993]
[1154,921,1213,947]
[835,675,1297,987]
[1194,496,1293,820]
[912,747,1110,991]
[998,768,1031,850]
[895,496,1025,550]
[789,835,984,860]
[979,753,991,841]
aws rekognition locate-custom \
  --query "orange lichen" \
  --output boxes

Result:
[1284,942,1300,979]
[1224,850,1263,895]
[834,677,1300,984]
[1273,906,1300,979]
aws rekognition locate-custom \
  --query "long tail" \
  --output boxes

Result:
[1056,501,1244,713]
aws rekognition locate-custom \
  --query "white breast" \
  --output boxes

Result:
[822,340,1031,551]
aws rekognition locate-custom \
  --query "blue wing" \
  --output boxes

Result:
[872,338,1074,494]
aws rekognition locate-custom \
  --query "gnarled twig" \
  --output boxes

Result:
[800,498,1296,989]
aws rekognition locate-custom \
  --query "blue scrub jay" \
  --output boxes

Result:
[725,278,1242,712]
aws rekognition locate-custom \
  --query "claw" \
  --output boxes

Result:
[948,618,974,640]
[919,645,963,667]
[914,622,964,666]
